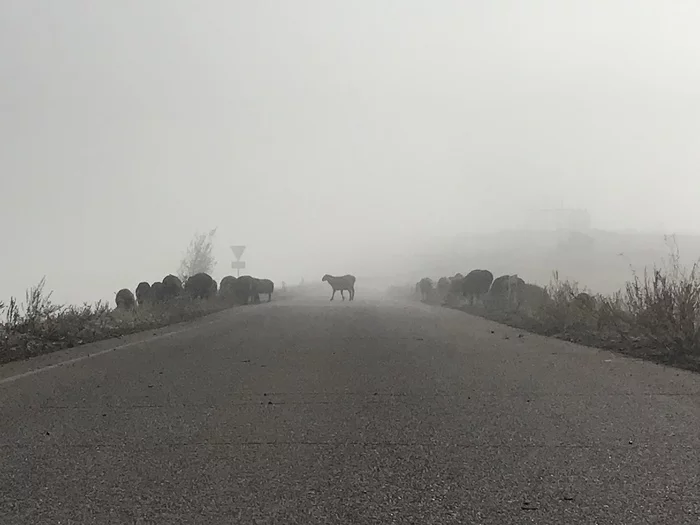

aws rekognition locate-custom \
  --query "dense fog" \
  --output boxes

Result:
[2,1,699,305]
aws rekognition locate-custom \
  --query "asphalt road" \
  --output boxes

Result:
[1,294,700,524]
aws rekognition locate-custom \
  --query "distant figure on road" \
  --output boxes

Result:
[322,274,356,301]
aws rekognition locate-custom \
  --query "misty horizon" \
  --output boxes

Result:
[2,1,700,305]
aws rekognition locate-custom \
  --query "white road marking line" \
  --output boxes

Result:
[0,320,218,386]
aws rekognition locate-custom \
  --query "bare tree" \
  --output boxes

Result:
[178,228,217,281]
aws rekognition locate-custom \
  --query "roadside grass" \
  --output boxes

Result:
[0,278,238,365]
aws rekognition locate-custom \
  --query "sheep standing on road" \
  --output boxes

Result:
[322,274,356,301]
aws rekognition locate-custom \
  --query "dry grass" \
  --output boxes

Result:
[410,238,700,373]
[0,278,238,365]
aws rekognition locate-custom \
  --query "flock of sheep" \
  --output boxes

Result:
[417,270,520,304]
[114,272,275,310]
[415,269,595,311]
[415,270,541,310]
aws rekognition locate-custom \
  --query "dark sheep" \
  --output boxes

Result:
[151,282,166,303]
[115,288,136,310]
[251,278,262,304]
[184,272,216,300]
[462,269,494,305]
[439,274,465,306]
[520,283,549,311]
[418,277,433,301]
[235,275,259,305]
[489,274,526,309]
[490,275,510,296]
[219,275,238,300]
[135,282,152,305]
[449,274,464,294]
[162,274,183,300]
[490,274,525,295]
[574,292,596,310]
[257,278,274,302]
[437,277,450,297]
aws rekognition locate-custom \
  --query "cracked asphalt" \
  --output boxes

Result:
[1,295,699,524]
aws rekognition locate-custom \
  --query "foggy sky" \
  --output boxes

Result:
[1,1,700,305]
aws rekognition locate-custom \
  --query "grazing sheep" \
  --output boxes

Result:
[574,292,596,310]
[151,282,166,303]
[184,272,215,300]
[519,283,549,311]
[437,277,450,298]
[448,274,465,298]
[135,282,152,305]
[489,274,526,310]
[115,288,136,310]
[418,277,433,301]
[162,274,183,300]
[235,275,259,305]
[322,274,356,301]
[257,278,274,302]
[462,269,494,305]
[219,275,238,300]
[251,278,263,304]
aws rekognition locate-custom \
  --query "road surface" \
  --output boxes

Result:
[1,295,699,524]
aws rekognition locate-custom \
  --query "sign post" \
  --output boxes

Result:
[230,245,246,277]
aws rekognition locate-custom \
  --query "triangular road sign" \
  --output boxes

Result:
[230,245,246,260]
